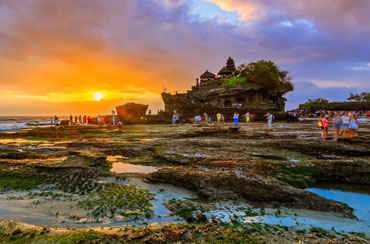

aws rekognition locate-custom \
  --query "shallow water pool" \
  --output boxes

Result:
[306,184,370,226]
[110,163,159,174]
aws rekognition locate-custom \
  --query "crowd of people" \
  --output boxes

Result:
[50,114,123,128]
[318,111,360,140]
[173,111,275,129]
[291,109,370,119]
[50,109,364,141]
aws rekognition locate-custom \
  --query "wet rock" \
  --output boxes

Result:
[273,139,370,159]
[274,159,370,188]
[64,150,107,167]
[0,149,45,160]
[147,166,356,218]
[154,145,204,165]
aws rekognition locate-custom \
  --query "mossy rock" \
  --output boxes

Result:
[64,150,107,167]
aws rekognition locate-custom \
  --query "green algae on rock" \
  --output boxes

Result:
[0,220,368,244]
[77,185,155,220]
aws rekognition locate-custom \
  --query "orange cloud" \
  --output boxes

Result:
[204,0,262,21]
[1,0,369,115]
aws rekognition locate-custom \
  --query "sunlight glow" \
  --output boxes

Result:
[93,92,105,101]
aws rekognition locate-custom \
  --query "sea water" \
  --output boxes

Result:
[0,116,53,131]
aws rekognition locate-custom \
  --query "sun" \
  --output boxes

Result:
[93,92,105,101]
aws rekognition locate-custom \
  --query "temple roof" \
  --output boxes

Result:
[218,66,233,75]
[200,70,215,79]
[227,57,234,64]
[226,57,236,71]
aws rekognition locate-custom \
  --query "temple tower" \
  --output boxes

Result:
[226,57,236,72]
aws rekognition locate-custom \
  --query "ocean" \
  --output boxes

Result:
[0,116,57,131]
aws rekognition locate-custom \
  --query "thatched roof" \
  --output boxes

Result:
[218,66,233,75]
[200,70,215,79]
[226,57,236,71]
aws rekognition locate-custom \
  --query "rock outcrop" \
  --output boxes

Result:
[162,58,291,119]
[116,102,148,124]
[147,166,356,218]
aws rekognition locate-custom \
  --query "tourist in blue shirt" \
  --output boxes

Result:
[233,112,239,126]
[266,112,274,129]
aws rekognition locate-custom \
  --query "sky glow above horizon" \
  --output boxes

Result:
[0,0,369,115]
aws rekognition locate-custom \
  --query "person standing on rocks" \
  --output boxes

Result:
[97,115,102,125]
[233,112,239,126]
[266,112,273,129]
[176,112,180,125]
[217,112,222,124]
[333,113,342,140]
[172,113,177,125]
[195,115,201,124]
[245,112,250,124]
[341,112,350,138]
[349,114,359,137]
[320,114,329,140]
[204,112,209,124]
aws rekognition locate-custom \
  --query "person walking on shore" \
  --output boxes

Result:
[266,112,273,129]
[319,114,329,140]
[333,113,342,140]
[78,115,82,124]
[69,115,73,124]
[175,113,180,125]
[217,112,222,124]
[172,113,177,125]
[54,116,59,126]
[87,116,92,125]
[349,114,359,137]
[245,112,250,124]
[204,112,209,124]
[233,112,239,126]
[341,112,350,138]
[50,117,53,124]
[195,115,201,124]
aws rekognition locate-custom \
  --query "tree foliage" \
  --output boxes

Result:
[302,98,329,111]
[347,92,370,102]
[237,60,294,94]
[222,77,247,86]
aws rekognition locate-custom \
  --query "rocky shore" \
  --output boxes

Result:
[0,120,369,243]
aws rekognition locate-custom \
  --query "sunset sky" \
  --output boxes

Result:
[0,0,369,115]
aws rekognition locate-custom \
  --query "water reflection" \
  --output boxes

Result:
[110,163,159,174]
